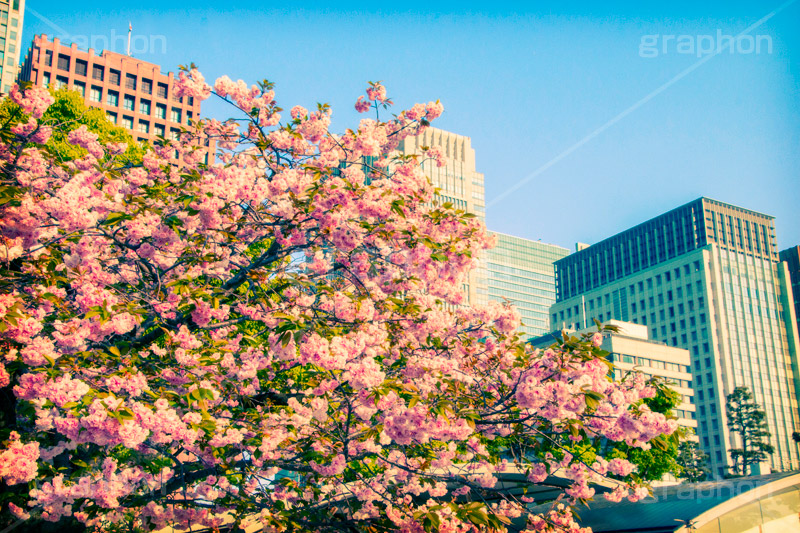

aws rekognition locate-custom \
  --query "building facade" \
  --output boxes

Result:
[550,198,800,477]
[487,232,569,338]
[779,246,800,343]
[398,127,487,306]
[0,0,24,93]
[18,35,210,157]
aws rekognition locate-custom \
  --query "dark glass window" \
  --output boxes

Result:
[57,54,70,71]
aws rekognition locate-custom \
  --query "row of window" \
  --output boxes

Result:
[608,353,690,375]
[42,49,193,106]
[43,74,192,128]
[104,111,181,139]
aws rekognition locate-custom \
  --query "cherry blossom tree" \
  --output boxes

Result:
[0,71,678,533]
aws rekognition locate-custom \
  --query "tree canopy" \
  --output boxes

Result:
[0,74,677,533]
[726,386,773,476]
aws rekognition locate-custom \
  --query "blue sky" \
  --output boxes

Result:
[22,1,800,250]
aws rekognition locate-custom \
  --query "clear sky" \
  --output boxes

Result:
[22,1,800,251]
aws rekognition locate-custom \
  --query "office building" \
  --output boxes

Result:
[550,198,800,477]
[0,0,24,93]
[18,35,211,158]
[779,246,800,342]
[487,232,569,338]
[398,127,487,305]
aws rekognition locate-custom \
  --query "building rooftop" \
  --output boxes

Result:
[554,472,800,533]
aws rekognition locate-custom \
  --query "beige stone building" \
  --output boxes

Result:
[0,0,24,93]
[398,127,487,306]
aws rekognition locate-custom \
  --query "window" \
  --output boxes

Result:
[137,120,150,134]
[42,72,50,87]
[92,65,104,81]
[55,76,68,90]
[123,95,135,111]
[665,272,671,282]
[45,50,54,66]
[57,54,70,71]
[154,124,165,137]
[107,90,119,106]
[170,128,180,141]
[106,111,117,124]
[139,99,151,115]
[90,86,102,103]
[125,73,137,90]
[122,116,134,129]
[109,69,121,86]
[157,82,168,98]
[75,59,88,76]
[73,81,85,97]
[172,91,182,103]
[141,78,152,94]
[10,17,17,27]
[156,104,167,119]
[170,107,182,123]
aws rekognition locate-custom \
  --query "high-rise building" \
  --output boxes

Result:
[549,198,800,477]
[17,35,212,159]
[779,246,800,341]
[0,0,24,94]
[531,320,697,432]
[487,232,569,338]
[398,127,487,305]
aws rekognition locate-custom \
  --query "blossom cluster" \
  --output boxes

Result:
[0,78,678,532]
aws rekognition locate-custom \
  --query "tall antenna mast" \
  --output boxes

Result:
[126,22,132,56]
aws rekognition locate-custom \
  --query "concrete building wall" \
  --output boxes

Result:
[0,0,24,93]
[550,199,800,478]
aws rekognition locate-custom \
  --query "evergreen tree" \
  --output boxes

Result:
[726,386,774,476]
[676,440,709,482]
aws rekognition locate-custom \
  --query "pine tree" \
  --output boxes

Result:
[676,440,709,482]
[725,386,774,476]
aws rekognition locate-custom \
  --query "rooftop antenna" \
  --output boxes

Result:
[126,22,132,56]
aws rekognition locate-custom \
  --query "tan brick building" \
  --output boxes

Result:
[18,34,212,161]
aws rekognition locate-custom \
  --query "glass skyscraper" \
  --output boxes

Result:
[487,232,569,338]
[550,198,800,477]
